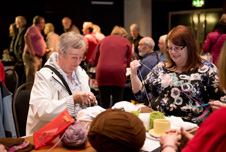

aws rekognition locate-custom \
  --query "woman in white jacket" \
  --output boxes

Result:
[26,32,96,135]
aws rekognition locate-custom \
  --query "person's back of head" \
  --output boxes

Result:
[93,24,101,33]
[213,21,226,33]
[220,13,226,24]
[111,25,128,38]
[82,21,94,34]
[44,23,55,35]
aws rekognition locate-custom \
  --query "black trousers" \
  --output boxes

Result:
[98,86,124,109]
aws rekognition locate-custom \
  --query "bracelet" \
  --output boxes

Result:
[161,145,176,152]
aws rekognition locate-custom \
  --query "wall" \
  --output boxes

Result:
[124,0,152,37]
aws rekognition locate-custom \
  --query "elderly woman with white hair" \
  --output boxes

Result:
[26,32,96,135]
[158,34,167,61]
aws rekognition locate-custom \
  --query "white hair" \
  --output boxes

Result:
[142,37,155,50]
[159,34,167,44]
[58,32,86,56]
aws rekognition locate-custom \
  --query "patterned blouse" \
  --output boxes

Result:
[135,61,226,125]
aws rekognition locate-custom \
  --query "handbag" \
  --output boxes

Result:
[33,109,75,149]
[201,34,222,62]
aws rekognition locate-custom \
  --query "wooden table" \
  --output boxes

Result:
[25,136,96,152]
[25,128,198,152]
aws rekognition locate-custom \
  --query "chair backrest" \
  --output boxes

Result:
[14,61,26,86]
[5,68,19,94]
[12,81,33,137]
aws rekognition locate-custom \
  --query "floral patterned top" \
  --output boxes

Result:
[135,61,226,125]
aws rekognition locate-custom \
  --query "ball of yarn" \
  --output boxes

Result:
[149,111,165,130]
[61,122,88,148]
[88,109,146,152]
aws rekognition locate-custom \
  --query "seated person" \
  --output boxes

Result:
[124,37,159,101]
[159,38,226,152]
[157,34,168,62]
[130,25,226,125]
[26,32,96,135]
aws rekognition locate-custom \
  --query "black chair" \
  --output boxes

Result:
[12,82,33,137]
[14,61,26,86]
[5,68,19,94]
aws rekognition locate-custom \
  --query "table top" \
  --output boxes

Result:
[25,136,96,152]
[25,127,198,152]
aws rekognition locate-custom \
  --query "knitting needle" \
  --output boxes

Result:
[197,103,210,108]
[139,62,152,71]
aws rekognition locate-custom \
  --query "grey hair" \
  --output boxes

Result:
[15,16,27,26]
[130,24,139,31]
[58,32,86,56]
[142,37,155,50]
[159,34,167,44]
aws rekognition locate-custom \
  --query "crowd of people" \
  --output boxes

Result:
[0,13,226,152]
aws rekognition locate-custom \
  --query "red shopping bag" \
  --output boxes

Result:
[33,110,75,149]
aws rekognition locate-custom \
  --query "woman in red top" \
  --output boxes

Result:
[91,26,132,109]
[202,20,226,65]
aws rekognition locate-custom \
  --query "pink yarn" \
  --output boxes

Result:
[61,122,88,148]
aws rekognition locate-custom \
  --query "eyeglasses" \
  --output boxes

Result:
[166,45,186,52]
[69,55,86,61]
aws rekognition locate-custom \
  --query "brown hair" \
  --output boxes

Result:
[165,25,202,73]
[217,39,226,90]
[33,15,45,25]
[111,25,128,38]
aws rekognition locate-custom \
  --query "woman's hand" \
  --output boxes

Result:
[160,129,181,152]
[86,92,96,105]
[130,60,141,75]
[209,100,226,111]
[73,91,96,106]
[159,127,194,152]
[179,127,194,140]
[73,91,89,104]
